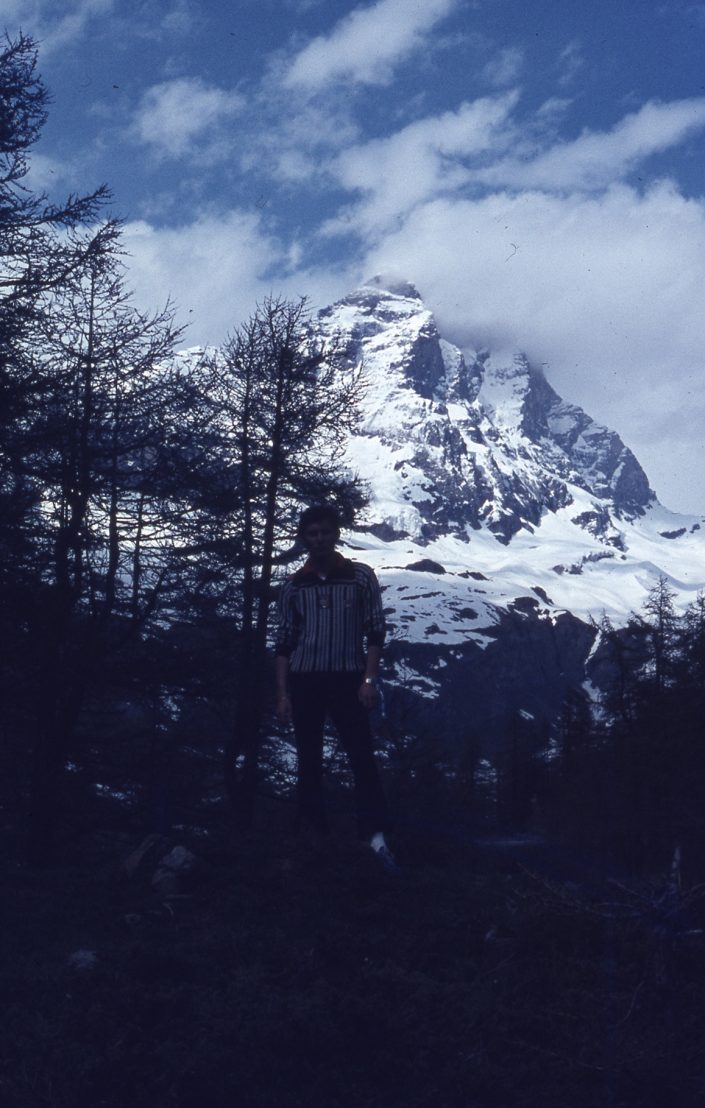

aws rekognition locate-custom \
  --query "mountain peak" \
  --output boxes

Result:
[318,283,657,543]
[362,274,423,300]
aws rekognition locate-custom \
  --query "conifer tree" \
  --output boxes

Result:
[23,240,185,861]
[186,296,367,826]
[640,574,678,691]
[1,34,112,642]
[1,33,112,481]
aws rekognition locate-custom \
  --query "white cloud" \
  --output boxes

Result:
[18,0,115,55]
[112,0,200,41]
[325,93,519,234]
[154,0,194,35]
[47,0,114,51]
[282,0,457,90]
[476,98,705,192]
[657,2,705,26]
[131,77,245,160]
[535,97,573,121]
[23,151,66,192]
[481,46,524,88]
[557,40,585,87]
[0,0,37,26]
[320,95,705,245]
[120,210,354,347]
[246,96,361,181]
[0,0,194,53]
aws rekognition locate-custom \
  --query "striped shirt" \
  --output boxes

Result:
[275,554,386,673]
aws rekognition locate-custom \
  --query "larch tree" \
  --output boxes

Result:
[190,295,368,826]
[0,32,113,513]
[22,239,185,862]
[640,574,678,692]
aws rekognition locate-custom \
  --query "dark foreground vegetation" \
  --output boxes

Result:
[3,793,705,1108]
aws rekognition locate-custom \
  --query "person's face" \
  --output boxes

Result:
[302,520,338,558]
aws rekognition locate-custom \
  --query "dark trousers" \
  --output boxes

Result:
[289,671,390,839]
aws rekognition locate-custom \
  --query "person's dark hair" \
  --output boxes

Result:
[297,503,341,538]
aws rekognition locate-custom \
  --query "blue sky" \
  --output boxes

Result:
[7,0,705,513]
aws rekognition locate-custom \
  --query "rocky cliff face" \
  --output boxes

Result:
[318,276,653,546]
[313,278,705,753]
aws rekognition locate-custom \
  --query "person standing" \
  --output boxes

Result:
[275,504,397,871]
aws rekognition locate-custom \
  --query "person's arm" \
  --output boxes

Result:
[364,643,382,681]
[358,642,382,709]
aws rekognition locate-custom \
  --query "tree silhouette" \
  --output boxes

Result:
[185,296,368,826]
[1,33,112,469]
[19,240,184,862]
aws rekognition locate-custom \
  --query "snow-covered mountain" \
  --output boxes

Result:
[315,277,705,744]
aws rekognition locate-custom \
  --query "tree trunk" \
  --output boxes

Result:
[26,669,86,865]
[26,714,66,866]
[225,645,266,829]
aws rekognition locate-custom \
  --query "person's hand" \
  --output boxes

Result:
[358,680,378,711]
[276,694,293,725]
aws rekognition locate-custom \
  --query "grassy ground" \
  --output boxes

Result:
[3,801,705,1108]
